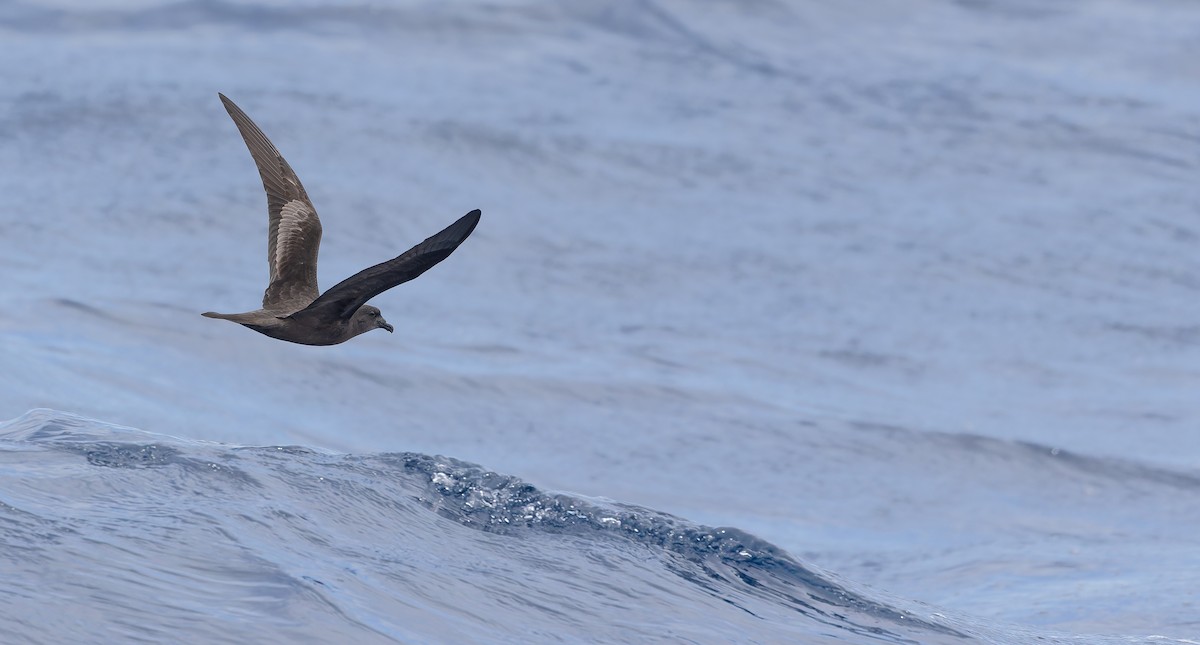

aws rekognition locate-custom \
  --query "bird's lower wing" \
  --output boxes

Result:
[290,209,481,323]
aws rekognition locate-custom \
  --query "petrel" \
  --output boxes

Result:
[203,94,481,346]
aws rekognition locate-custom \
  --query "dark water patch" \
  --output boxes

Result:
[951,0,1068,20]
[49,298,122,322]
[0,1,516,36]
[0,410,262,487]
[853,420,1200,491]
[1008,439,1200,491]
[566,0,799,81]
[71,441,181,468]
[1106,322,1200,346]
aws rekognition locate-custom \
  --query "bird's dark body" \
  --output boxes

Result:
[202,93,480,346]
[237,316,348,346]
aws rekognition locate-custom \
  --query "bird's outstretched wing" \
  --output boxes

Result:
[291,209,481,323]
[220,93,322,309]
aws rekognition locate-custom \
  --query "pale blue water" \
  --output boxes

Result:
[0,1,1198,643]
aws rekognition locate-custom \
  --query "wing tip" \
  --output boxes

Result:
[458,208,482,240]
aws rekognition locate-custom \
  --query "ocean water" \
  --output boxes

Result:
[0,409,1183,644]
[0,1,1198,642]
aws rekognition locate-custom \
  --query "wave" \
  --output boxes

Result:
[850,420,1200,491]
[0,410,1188,644]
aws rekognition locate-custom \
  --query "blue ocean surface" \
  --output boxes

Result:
[0,409,1178,644]
[1,0,1199,643]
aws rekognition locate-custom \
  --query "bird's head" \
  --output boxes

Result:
[352,305,393,335]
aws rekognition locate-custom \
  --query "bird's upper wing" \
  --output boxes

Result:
[291,209,481,323]
[219,93,322,309]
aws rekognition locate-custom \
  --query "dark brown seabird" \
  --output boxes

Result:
[203,94,481,346]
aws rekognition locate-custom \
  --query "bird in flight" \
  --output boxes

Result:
[203,94,481,346]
